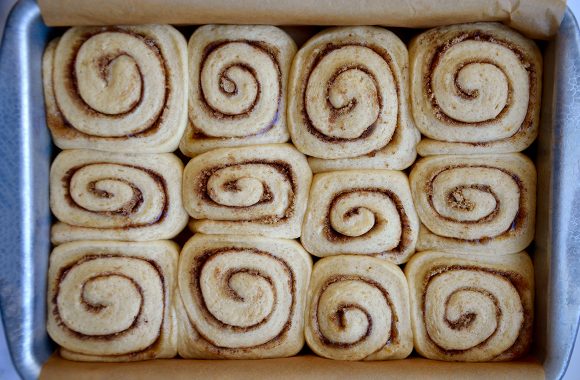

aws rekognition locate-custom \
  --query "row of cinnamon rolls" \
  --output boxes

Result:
[43,22,542,162]
[48,237,533,362]
[50,145,536,259]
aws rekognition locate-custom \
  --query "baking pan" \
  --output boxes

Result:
[0,0,579,379]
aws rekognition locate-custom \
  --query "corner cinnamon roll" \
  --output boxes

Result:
[179,25,297,157]
[176,234,312,359]
[410,154,536,254]
[182,144,312,239]
[287,26,420,172]
[43,25,188,153]
[301,170,419,264]
[409,23,542,155]
[305,255,413,360]
[50,149,188,244]
[405,251,534,361]
[47,240,178,361]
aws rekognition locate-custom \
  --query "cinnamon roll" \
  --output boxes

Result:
[179,25,296,157]
[287,26,420,172]
[176,233,312,359]
[409,23,542,155]
[301,170,419,264]
[47,240,178,362]
[305,255,413,361]
[183,144,312,239]
[50,149,188,244]
[410,154,536,254]
[405,250,534,361]
[42,25,187,153]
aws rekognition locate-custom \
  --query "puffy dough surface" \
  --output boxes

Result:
[405,250,534,361]
[183,144,312,239]
[305,255,413,360]
[176,233,312,359]
[43,25,188,153]
[410,153,536,254]
[180,25,296,156]
[409,22,542,155]
[288,26,419,172]
[47,240,179,361]
[50,149,188,244]
[301,170,419,264]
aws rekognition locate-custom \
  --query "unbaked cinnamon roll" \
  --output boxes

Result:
[405,250,534,361]
[409,23,542,155]
[42,25,187,153]
[176,233,312,359]
[47,240,178,362]
[288,26,419,172]
[50,149,188,244]
[182,144,312,239]
[305,255,413,360]
[301,170,419,264]
[410,154,536,254]
[179,25,296,157]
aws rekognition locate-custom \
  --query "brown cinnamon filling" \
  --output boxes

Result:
[56,27,172,139]
[62,163,169,229]
[189,39,282,139]
[444,287,501,331]
[80,273,143,313]
[421,264,531,359]
[424,31,538,143]
[323,188,412,256]
[52,253,166,357]
[313,275,399,351]
[446,185,484,211]
[196,160,296,224]
[423,164,526,243]
[187,247,296,351]
[86,178,144,216]
[300,42,400,145]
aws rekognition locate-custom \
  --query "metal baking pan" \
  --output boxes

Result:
[0,0,579,379]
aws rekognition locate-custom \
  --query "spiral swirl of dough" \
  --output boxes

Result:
[47,241,178,362]
[43,25,187,153]
[183,144,312,239]
[301,170,419,264]
[180,25,296,156]
[409,23,542,155]
[410,154,536,254]
[288,26,419,171]
[50,150,188,244]
[177,234,312,359]
[405,251,534,361]
[305,255,412,360]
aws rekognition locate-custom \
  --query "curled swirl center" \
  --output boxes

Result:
[189,249,295,349]
[326,189,408,254]
[424,268,523,357]
[67,163,167,228]
[53,255,165,355]
[63,30,168,137]
[313,275,396,360]
[426,166,520,240]
[423,34,533,143]
[304,44,398,147]
[201,162,294,222]
[194,40,281,138]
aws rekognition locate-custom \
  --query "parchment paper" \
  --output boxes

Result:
[41,354,544,380]
[38,0,566,39]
